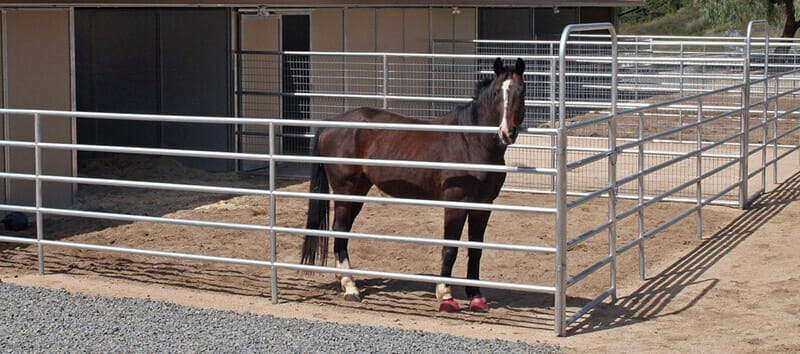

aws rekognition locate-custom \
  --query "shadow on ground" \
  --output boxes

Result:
[568,170,800,334]
[2,166,797,334]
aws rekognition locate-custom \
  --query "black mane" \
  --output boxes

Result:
[472,77,494,100]
[452,76,496,126]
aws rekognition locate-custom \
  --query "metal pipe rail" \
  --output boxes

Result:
[0,171,559,217]
[0,108,558,135]
[0,139,555,176]
[436,36,800,45]
[0,200,554,255]
[0,235,557,295]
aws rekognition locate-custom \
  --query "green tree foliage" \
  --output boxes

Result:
[620,1,709,35]
[693,0,800,37]
[622,0,687,22]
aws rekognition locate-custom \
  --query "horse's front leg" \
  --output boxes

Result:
[437,208,467,312]
[466,210,490,311]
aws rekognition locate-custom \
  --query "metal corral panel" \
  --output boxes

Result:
[4,9,73,207]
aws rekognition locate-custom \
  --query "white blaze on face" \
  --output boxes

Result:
[499,78,513,141]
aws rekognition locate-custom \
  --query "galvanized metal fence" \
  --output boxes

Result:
[237,26,800,203]
[557,21,800,334]
[2,21,800,336]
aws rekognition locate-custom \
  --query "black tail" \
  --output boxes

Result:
[301,130,330,266]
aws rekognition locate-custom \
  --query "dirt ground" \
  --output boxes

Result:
[1,155,799,352]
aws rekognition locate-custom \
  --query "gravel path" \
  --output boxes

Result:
[0,283,560,353]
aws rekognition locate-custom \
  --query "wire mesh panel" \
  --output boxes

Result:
[236,34,800,200]
[238,52,281,173]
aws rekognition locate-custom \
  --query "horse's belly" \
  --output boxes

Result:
[368,167,437,200]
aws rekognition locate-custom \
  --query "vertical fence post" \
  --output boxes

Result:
[696,99,703,240]
[637,111,645,280]
[764,32,770,186]
[741,20,767,208]
[774,77,780,184]
[740,27,753,209]
[607,32,619,301]
[382,55,388,109]
[554,26,571,337]
[762,41,769,193]
[34,113,44,275]
[679,44,684,141]
[740,66,749,210]
[554,120,568,337]
[269,122,278,304]
[550,57,557,192]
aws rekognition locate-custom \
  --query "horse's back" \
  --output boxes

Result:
[319,107,449,157]
[329,107,435,125]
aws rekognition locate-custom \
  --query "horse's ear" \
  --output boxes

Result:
[493,57,504,76]
[514,58,525,75]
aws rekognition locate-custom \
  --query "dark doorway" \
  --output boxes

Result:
[281,14,311,155]
[534,7,580,40]
[75,8,233,171]
[478,8,533,40]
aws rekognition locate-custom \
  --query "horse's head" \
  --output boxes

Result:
[491,57,526,146]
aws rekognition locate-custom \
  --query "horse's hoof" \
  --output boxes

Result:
[343,294,361,302]
[469,296,489,312]
[438,299,459,313]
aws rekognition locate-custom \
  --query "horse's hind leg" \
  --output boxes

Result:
[436,208,467,312]
[465,210,490,312]
[332,200,364,301]
[327,169,371,301]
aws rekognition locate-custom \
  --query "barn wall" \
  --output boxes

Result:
[404,8,429,53]
[307,7,469,121]
[238,14,280,169]
[239,6,480,159]
[310,9,344,123]
[4,9,73,207]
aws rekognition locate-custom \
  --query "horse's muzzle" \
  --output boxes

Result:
[499,126,519,146]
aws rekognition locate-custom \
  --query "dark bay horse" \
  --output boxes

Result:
[302,57,526,312]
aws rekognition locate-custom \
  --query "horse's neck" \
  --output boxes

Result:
[443,100,498,127]
[441,101,506,160]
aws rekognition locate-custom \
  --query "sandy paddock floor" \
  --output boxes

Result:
[1,154,799,352]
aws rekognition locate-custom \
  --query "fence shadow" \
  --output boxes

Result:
[568,170,800,334]
[4,165,798,334]
[0,156,306,252]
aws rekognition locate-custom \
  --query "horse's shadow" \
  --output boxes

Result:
[565,170,800,335]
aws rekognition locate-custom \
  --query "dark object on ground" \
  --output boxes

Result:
[2,212,29,231]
